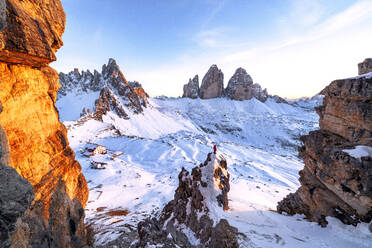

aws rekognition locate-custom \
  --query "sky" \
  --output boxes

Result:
[52,0,372,98]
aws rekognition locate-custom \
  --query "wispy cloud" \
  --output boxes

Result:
[200,0,228,29]
[193,26,232,48]
[134,0,372,98]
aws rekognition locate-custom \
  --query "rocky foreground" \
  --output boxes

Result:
[133,153,240,248]
[277,61,372,229]
[0,0,88,247]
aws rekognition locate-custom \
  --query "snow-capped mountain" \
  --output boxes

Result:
[288,94,324,110]
[58,58,148,121]
[55,61,371,248]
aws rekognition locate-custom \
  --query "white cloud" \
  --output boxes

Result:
[134,0,372,98]
[193,27,231,48]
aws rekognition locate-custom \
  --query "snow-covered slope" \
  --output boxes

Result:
[57,97,371,248]
[58,58,148,122]
[288,94,324,110]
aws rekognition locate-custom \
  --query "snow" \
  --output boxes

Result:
[56,96,372,248]
[343,146,372,160]
[102,99,198,139]
[350,71,372,79]
[289,94,324,110]
[56,88,99,121]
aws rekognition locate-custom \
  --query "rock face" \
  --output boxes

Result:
[183,75,200,98]
[200,65,224,99]
[358,58,372,75]
[135,153,240,247]
[183,65,282,103]
[0,0,65,67]
[59,58,148,120]
[277,68,372,228]
[0,0,89,247]
[225,67,253,100]
[225,68,269,102]
[0,107,34,248]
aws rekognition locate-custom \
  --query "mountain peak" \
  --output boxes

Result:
[107,58,118,67]
[58,59,148,120]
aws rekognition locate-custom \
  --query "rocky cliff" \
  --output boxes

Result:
[200,65,224,99]
[225,67,269,102]
[277,63,372,229]
[358,58,372,75]
[0,0,88,247]
[183,75,200,99]
[183,65,283,103]
[134,153,240,247]
[59,58,148,120]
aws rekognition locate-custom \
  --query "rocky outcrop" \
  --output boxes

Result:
[318,76,371,145]
[358,58,372,75]
[200,65,224,99]
[225,68,269,102]
[277,65,372,228]
[183,65,283,103]
[183,75,200,98]
[225,67,253,100]
[0,0,88,247]
[0,108,34,248]
[59,58,148,120]
[0,0,65,67]
[0,165,34,248]
[134,153,240,247]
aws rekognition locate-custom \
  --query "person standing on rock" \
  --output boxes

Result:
[213,144,217,154]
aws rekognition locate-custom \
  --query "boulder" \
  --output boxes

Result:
[134,153,241,247]
[358,58,372,75]
[200,65,224,99]
[277,65,372,228]
[183,75,200,98]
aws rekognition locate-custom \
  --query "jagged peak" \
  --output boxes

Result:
[207,64,222,72]
[234,67,248,74]
[107,58,118,67]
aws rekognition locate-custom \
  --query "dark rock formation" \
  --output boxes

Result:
[95,86,129,119]
[200,65,224,99]
[183,75,200,98]
[0,165,34,248]
[59,58,148,120]
[277,65,372,228]
[358,58,372,75]
[0,0,89,247]
[134,153,240,247]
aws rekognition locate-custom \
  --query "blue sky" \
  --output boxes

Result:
[53,0,372,98]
